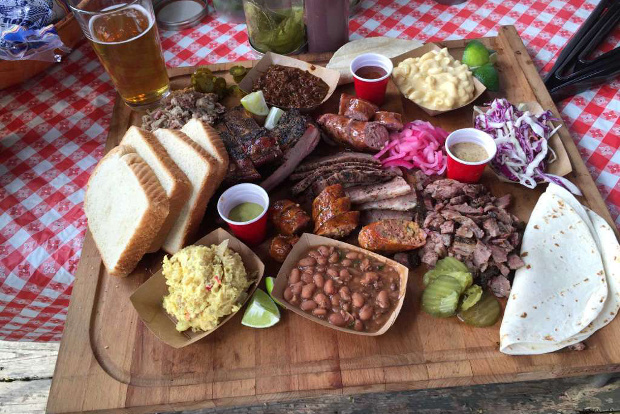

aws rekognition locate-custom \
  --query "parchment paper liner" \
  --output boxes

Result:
[473,101,573,178]
[270,233,409,336]
[238,52,341,111]
[391,43,486,117]
[130,228,265,349]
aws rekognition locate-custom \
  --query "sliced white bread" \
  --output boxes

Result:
[181,119,229,182]
[152,129,220,254]
[85,145,169,277]
[120,126,191,252]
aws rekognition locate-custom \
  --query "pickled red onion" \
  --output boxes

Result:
[375,120,449,175]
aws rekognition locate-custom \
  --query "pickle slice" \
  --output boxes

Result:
[457,291,501,327]
[436,256,469,273]
[422,275,462,318]
[423,269,472,293]
[459,284,483,311]
[423,257,470,287]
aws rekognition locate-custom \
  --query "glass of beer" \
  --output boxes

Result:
[69,0,170,108]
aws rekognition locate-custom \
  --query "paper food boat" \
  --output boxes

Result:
[130,228,265,349]
[473,101,573,178]
[270,233,409,336]
[391,43,487,117]
[238,52,341,111]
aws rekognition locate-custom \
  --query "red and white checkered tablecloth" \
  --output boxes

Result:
[1,0,618,342]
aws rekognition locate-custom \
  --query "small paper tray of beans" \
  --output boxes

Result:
[271,233,409,336]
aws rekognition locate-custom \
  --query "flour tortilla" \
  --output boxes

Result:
[327,37,423,85]
[499,188,608,355]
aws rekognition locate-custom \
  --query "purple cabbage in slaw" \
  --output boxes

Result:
[474,98,581,195]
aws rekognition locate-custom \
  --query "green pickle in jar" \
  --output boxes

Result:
[244,1,305,54]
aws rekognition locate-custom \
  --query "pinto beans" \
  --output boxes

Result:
[352,292,365,308]
[329,312,346,327]
[359,305,373,321]
[291,282,303,295]
[377,290,390,309]
[313,273,325,288]
[301,300,317,311]
[324,279,335,295]
[289,269,301,284]
[301,283,316,299]
[287,246,400,333]
[314,292,330,309]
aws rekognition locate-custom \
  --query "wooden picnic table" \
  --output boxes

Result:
[2,340,619,414]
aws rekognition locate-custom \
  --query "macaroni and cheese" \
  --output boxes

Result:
[393,48,474,111]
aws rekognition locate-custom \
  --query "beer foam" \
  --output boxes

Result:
[88,4,154,45]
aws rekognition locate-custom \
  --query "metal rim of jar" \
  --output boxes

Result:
[153,0,209,31]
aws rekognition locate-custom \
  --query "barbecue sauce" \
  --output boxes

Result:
[355,65,388,80]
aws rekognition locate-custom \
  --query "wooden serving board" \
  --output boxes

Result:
[47,26,620,414]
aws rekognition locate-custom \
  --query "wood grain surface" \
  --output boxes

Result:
[47,26,620,414]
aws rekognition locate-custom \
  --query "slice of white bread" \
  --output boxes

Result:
[152,129,220,254]
[181,119,229,182]
[85,146,169,277]
[120,126,191,252]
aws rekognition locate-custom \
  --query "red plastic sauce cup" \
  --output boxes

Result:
[445,128,497,183]
[350,53,393,106]
[217,183,269,245]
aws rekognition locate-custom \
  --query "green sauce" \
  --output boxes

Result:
[228,202,264,222]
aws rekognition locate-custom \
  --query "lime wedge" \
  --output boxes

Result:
[264,107,284,130]
[265,277,284,307]
[241,288,280,328]
[240,90,270,116]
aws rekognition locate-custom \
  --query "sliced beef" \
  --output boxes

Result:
[292,164,389,195]
[317,114,389,152]
[373,111,403,131]
[311,169,396,195]
[290,161,382,181]
[294,152,381,173]
[346,176,411,204]
[260,124,321,192]
[338,93,378,121]
[356,191,417,211]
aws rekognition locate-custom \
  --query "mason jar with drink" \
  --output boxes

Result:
[69,0,170,108]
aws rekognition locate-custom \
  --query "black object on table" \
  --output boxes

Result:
[544,0,620,101]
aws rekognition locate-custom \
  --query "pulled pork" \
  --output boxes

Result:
[141,90,225,131]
